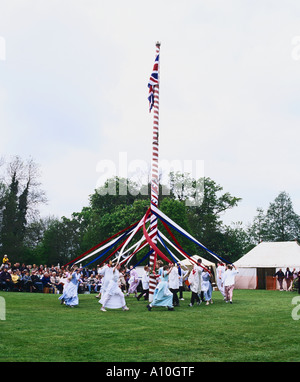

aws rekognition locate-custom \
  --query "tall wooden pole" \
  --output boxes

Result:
[148,42,161,301]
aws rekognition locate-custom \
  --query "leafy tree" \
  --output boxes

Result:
[0,156,46,261]
[0,171,20,257]
[265,191,300,242]
[247,207,269,245]
[221,222,253,263]
[90,177,148,214]
[36,216,83,265]
[186,177,241,256]
[28,173,243,266]
[24,216,56,250]
[248,192,300,243]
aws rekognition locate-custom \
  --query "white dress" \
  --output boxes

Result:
[99,265,114,299]
[128,268,139,294]
[99,269,127,309]
[216,265,226,296]
[58,272,80,306]
[141,270,149,290]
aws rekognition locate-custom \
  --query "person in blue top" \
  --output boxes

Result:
[147,264,174,311]
[59,267,81,307]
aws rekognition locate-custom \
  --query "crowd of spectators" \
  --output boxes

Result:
[0,254,105,294]
[2,253,299,295]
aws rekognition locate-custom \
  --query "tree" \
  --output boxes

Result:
[0,156,47,261]
[36,216,83,266]
[186,177,242,256]
[0,170,19,257]
[248,192,300,243]
[90,176,148,215]
[265,192,300,242]
[28,173,243,266]
[221,222,253,263]
[247,207,269,245]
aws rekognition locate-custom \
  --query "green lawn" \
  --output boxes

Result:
[0,289,299,362]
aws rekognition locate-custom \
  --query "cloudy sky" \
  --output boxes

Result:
[0,0,300,227]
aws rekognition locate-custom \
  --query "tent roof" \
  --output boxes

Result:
[234,241,300,268]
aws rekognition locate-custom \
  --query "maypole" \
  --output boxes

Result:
[148,41,161,301]
[65,41,232,295]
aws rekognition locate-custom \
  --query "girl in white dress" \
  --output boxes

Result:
[216,262,226,298]
[95,261,114,300]
[99,263,129,312]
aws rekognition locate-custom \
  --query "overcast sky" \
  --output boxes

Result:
[0,0,300,227]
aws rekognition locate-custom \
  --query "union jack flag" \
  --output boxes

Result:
[148,52,159,112]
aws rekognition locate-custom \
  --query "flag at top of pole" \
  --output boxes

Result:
[148,42,160,112]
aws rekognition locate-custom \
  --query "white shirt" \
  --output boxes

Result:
[141,270,149,289]
[216,265,225,279]
[188,265,202,293]
[168,267,180,289]
[222,269,238,287]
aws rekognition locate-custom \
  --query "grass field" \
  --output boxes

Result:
[0,289,299,363]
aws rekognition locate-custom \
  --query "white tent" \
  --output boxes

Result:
[234,241,300,289]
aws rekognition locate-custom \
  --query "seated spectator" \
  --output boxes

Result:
[50,271,63,293]
[90,267,97,277]
[20,263,28,273]
[11,269,21,291]
[87,274,96,293]
[31,264,38,273]
[94,274,102,293]
[21,270,34,292]
[38,265,44,276]
[0,267,14,291]
[31,271,43,292]
[41,272,53,288]
[12,262,21,271]
[78,275,88,293]
[0,261,115,294]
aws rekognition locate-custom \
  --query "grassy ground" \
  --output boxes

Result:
[0,289,299,363]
